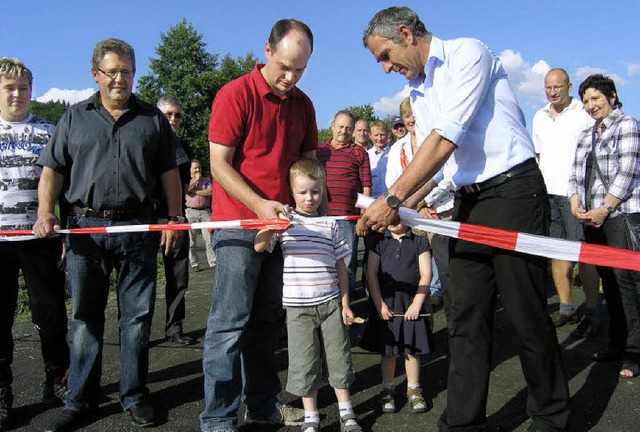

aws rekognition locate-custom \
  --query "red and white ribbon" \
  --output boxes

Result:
[355,194,640,272]
[0,216,360,239]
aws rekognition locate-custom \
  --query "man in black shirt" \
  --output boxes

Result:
[34,38,183,431]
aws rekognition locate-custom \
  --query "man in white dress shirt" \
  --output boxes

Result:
[359,7,570,431]
[532,68,600,336]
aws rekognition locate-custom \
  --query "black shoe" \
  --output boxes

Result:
[573,318,599,338]
[44,408,87,432]
[0,387,13,431]
[167,332,197,345]
[43,374,71,405]
[127,400,155,427]
[592,348,624,362]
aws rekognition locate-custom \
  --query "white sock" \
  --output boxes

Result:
[338,400,354,417]
[304,410,319,425]
[382,382,395,391]
[407,382,420,390]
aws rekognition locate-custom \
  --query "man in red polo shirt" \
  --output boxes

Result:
[200,19,318,432]
[317,110,372,293]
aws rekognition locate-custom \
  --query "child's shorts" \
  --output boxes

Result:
[285,297,355,396]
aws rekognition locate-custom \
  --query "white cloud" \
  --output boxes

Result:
[627,64,640,77]
[36,88,95,104]
[372,85,411,117]
[498,49,549,109]
[575,66,627,86]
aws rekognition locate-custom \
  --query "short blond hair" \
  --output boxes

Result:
[289,158,326,186]
[0,57,33,87]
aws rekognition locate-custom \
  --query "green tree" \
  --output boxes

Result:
[137,19,258,169]
[28,100,68,124]
[347,103,376,123]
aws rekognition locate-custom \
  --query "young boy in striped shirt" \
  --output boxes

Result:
[254,159,361,432]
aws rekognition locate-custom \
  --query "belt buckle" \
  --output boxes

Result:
[103,210,118,221]
[464,183,481,193]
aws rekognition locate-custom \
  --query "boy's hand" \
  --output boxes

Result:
[378,302,394,321]
[342,305,355,326]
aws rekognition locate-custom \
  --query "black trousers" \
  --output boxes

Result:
[162,232,190,336]
[439,169,570,431]
[0,237,69,388]
[585,214,640,359]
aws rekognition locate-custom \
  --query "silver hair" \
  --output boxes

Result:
[157,94,183,110]
[363,6,431,47]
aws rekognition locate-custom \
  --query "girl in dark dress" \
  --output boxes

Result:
[363,224,433,413]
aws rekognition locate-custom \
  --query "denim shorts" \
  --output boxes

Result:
[549,194,585,241]
[285,298,354,396]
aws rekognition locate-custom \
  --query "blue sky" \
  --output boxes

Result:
[4,0,639,129]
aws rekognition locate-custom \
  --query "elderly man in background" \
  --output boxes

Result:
[156,95,197,346]
[317,110,372,294]
[532,68,600,337]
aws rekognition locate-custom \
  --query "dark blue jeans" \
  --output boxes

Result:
[336,219,358,292]
[585,213,640,359]
[64,214,159,411]
[200,228,284,431]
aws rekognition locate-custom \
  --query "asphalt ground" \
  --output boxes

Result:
[7,242,640,431]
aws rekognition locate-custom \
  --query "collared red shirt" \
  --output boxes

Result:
[208,64,318,221]
[367,145,390,198]
[568,108,640,215]
[37,92,178,211]
[532,98,594,196]
[409,37,535,188]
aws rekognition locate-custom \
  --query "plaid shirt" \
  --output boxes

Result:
[568,108,640,216]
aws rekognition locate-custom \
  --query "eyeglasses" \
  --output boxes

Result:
[97,68,133,80]
[164,112,183,119]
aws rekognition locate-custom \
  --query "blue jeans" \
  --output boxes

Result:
[64,214,159,411]
[429,256,442,296]
[336,219,358,292]
[200,229,284,431]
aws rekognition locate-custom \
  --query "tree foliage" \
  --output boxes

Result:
[28,100,69,125]
[137,19,258,170]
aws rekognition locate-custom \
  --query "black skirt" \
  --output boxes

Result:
[360,289,432,356]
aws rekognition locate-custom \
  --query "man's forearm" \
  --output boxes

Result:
[37,167,64,215]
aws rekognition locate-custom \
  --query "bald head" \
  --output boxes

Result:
[545,68,572,112]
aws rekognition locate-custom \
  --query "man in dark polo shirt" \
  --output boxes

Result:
[34,38,183,431]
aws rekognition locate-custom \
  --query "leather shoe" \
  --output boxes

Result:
[127,399,155,427]
[44,408,87,432]
[167,332,197,345]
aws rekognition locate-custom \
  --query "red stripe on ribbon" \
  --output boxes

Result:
[578,242,640,272]
[457,223,519,251]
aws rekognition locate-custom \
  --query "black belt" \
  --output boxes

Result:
[462,158,537,194]
[72,205,144,221]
